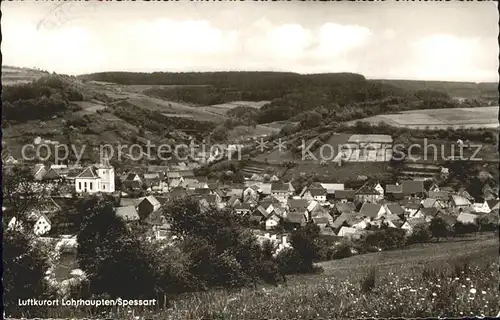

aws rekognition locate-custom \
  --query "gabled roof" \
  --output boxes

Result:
[386,203,405,216]
[123,180,142,189]
[385,184,402,193]
[312,216,329,225]
[119,197,143,207]
[402,199,421,210]
[337,226,357,237]
[42,168,62,180]
[308,187,327,197]
[428,191,450,200]
[335,202,356,214]
[167,172,181,179]
[405,218,426,228]
[359,203,382,219]
[271,183,289,193]
[451,195,471,207]
[284,212,305,224]
[419,207,439,216]
[402,180,425,195]
[332,212,356,229]
[144,172,161,180]
[254,206,269,218]
[421,198,438,208]
[486,200,499,210]
[335,190,356,199]
[287,199,309,210]
[126,173,141,181]
[235,203,252,210]
[116,205,140,221]
[179,170,194,178]
[384,214,401,222]
[319,183,345,194]
[76,166,98,179]
[356,181,380,195]
[140,195,161,210]
[457,212,478,224]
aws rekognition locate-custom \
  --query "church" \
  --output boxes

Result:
[74,158,115,194]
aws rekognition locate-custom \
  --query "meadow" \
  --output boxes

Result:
[158,233,499,319]
[347,106,499,129]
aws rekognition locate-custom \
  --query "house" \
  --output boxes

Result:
[234,203,252,215]
[428,191,451,207]
[283,212,307,229]
[122,180,142,191]
[227,195,242,207]
[384,203,405,218]
[336,226,357,238]
[385,184,404,200]
[137,196,161,220]
[402,199,421,217]
[456,212,478,225]
[243,185,260,204]
[8,213,52,236]
[382,214,402,228]
[119,197,144,207]
[42,168,62,181]
[457,188,475,202]
[302,186,328,204]
[331,212,356,229]
[32,164,47,181]
[271,183,292,203]
[421,198,443,210]
[335,190,356,203]
[485,200,500,212]
[75,160,115,194]
[356,181,384,203]
[269,175,280,182]
[402,180,425,198]
[115,205,140,222]
[359,203,386,220]
[265,213,281,230]
[287,199,309,219]
[319,183,345,199]
[450,195,472,212]
[473,201,491,214]
[401,218,427,235]
[333,202,357,216]
[419,207,440,219]
[312,216,330,229]
[125,173,142,183]
[483,184,499,200]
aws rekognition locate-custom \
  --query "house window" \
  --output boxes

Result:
[79,182,81,190]
[84,182,87,189]
[90,182,93,190]
[103,185,106,190]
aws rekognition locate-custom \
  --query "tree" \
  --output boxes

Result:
[3,227,53,317]
[429,217,449,242]
[408,223,431,244]
[289,223,321,273]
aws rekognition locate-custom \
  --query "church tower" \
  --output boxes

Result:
[97,152,115,193]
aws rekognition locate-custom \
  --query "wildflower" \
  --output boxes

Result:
[462,285,466,288]
[436,284,441,288]
[455,277,459,280]
[481,291,486,294]
[470,288,477,294]
[432,293,437,297]
[466,277,470,281]
[410,289,416,293]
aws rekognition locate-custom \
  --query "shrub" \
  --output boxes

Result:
[332,242,353,260]
[407,223,431,244]
[359,267,377,293]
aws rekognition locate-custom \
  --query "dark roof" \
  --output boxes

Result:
[402,180,425,195]
[122,180,142,189]
[179,170,194,177]
[309,188,327,197]
[359,203,382,219]
[235,203,252,210]
[116,205,140,221]
[312,216,329,225]
[386,203,405,216]
[194,188,211,195]
[335,190,356,199]
[77,166,98,178]
[287,199,309,210]
[126,173,140,181]
[271,183,289,193]
[284,212,305,224]
[420,207,439,216]
[356,181,380,195]
[335,202,356,214]
[254,206,269,218]
[42,168,62,180]
[385,184,402,193]
[332,212,357,229]
[486,200,499,209]
[429,191,450,200]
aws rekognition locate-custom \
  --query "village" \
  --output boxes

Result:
[5,134,499,255]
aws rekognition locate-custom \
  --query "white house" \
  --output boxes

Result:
[75,159,115,194]
[8,213,52,236]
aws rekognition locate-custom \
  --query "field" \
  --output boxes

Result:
[1,66,48,85]
[347,106,499,129]
[154,233,500,319]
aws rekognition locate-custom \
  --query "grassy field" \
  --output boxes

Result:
[347,106,499,129]
[158,233,499,319]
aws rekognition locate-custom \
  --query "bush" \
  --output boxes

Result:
[332,242,353,260]
[407,224,431,244]
[359,267,377,293]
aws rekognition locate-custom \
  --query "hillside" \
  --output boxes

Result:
[80,71,490,127]
[372,79,498,103]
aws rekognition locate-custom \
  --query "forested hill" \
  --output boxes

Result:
[79,71,486,125]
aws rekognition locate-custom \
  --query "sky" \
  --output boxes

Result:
[2,1,498,82]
